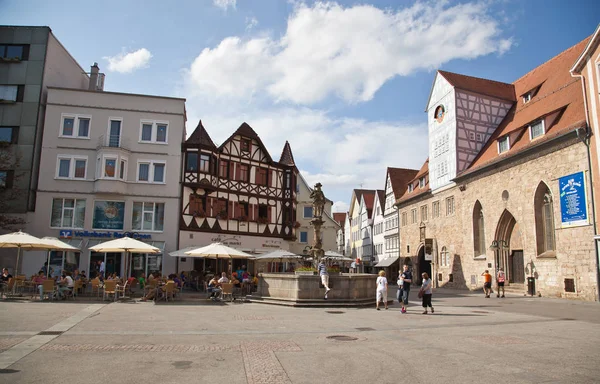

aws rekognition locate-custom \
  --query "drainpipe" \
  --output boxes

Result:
[571,71,600,301]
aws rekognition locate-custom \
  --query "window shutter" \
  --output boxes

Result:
[267,206,272,223]
[229,162,234,180]
[229,201,235,219]
[235,164,240,181]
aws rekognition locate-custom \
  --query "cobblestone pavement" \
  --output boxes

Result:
[0,291,599,383]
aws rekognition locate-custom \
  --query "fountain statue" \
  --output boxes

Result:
[309,182,326,264]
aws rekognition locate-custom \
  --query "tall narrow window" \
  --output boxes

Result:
[219,160,229,178]
[109,119,121,147]
[199,154,210,173]
[535,182,556,255]
[472,201,485,257]
[186,152,198,172]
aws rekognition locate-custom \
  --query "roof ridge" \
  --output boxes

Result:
[515,79,579,114]
[513,36,591,84]
[438,69,512,87]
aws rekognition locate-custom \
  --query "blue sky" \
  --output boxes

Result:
[1,0,598,212]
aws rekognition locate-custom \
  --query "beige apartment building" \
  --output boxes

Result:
[23,72,186,278]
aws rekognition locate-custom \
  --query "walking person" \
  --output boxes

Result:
[496,268,506,298]
[399,265,412,313]
[318,259,331,300]
[482,270,492,298]
[376,270,388,310]
[419,272,434,314]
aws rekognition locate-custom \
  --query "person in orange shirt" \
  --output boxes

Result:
[481,270,492,298]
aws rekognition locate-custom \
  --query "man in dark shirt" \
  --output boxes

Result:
[399,265,412,313]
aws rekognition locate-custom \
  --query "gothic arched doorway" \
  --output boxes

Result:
[418,245,431,285]
[494,209,524,284]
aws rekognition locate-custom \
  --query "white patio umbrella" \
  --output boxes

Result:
[88,237,159,279]
[0,230,58,276]
[185,242,253,274]
[323,251,353,262]
[168,246,200,258]
[40,237,80,277]
[254,249,303,272]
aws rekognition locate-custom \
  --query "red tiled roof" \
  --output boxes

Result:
[333,213,346,226]
[397,160,430,204]
[387,167,419,199]
[376,190,385,212]
[362,190,376,218]
[461,36,590,176]
[438,70,516,102]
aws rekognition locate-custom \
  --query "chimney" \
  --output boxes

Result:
[88,62,105,91]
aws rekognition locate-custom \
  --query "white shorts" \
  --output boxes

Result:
[376,290,387,302]
[320,275,329,287]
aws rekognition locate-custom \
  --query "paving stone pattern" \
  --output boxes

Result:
[40,343,241,353]
[241,341,302,384]
[0,338,26,352]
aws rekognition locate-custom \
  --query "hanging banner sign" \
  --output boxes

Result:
[559,171,588,228]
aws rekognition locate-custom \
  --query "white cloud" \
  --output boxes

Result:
[246,16,259,31]
[213,0,236,11]
[188,1,512,104]
[332,201,350,213]
[104,48,152,73]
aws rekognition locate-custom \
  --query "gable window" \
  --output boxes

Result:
[0,127,18,144]
[132,202,165,232]
[408,184,414,193]
[199,154,210,173]
[0,44,29,60]
[522,93,532,104]
[56,156,88,180]
[219,160,229,178]
[50,198,85,228]
[241,138,251,152]
[0,85,24,103]
[529,120,545,140]
[534,182,556,255]
[139,120,168,143]
[419,177,426,188]
[0,170,14,189]
[304,206,313,219]
[446,196,455,216]
[186,152,198,172]
[497,136,510,154]
[411,208,417,224]
[299,231,308,243]
[137,161,166,183]
[473,201,485,257]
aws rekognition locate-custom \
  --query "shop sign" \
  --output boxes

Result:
[59,229,152,240]
[261,239,282,249]
[93,201,125,230]
[210,236,242,246]
[559,171,588,228]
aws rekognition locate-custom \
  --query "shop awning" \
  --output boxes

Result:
[374,256,399,268]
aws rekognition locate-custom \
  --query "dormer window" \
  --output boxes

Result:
[529,120,545,140]
[522,93,532,104]
[497,136,510,154]
[408,184,414,193]
[419,177,426,188]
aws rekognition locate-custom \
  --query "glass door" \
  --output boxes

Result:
[105,252,122,277]
[131,253,147,278]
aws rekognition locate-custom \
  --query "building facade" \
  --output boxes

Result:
[397,37,598,300]
[24,82,186,278]
[177,122,298,272]
[372,190,385,267]
[333,212,347,254]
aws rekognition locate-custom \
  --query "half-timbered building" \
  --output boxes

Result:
[177,121,298,271]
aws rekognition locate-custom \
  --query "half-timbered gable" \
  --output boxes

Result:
[179,121,298,251]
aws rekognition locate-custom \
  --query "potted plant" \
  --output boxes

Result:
[295,266,316,276]
[237,215,248,221]
[257,217,269,224]
[327,267,341,275]
[216,209,227,220]
[192,210,206,218]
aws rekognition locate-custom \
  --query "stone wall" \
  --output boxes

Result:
[399,136,598,300]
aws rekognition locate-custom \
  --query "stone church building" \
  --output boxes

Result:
[396,36,597,300]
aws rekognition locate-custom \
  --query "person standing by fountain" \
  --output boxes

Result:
[318,259,331,300]
[376,270,388,310]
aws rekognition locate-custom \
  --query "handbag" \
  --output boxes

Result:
[418,289,423,299]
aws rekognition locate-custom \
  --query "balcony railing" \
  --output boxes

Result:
[97,135,130,150]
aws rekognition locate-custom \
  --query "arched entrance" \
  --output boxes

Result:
[417,245,431,285]
[494,209,524,284]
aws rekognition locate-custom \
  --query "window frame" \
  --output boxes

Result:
[102,155,118,179]
[50,198,86,229]
[199,154,210,173]
[132,201,165,232]
[420,205,428,222]
[59,113,91,139]
[107,117,123,147]
[219,159,229,178]
[432,201,440,218]
[299,231,308,244]
[303,206,313,219]
[0,126,18,144]
[136,160,167,184]
[446,196,455,216]
[0,85,24,103]
[529,120,545,140]
[0,170,14,189]
[119,157,128,181]
[497,136,510,154]
[411,208,417,224]
[0,44,29,60]
[55,155,89,180]
[138,120,169,144]
[240,138,251,153]
[186,152,199,172]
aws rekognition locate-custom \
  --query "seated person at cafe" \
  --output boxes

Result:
[34,272,46,301]
[57,271,74,299]
[232,276,241,288]
[236,265,246,279]
[207,276,221,299]
[1,267,12,287]
[217,272,229,284]
[138,272,146,289]
[73,269,81,281]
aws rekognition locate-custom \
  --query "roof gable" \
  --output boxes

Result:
[219,122,274,163]
[185,120,217,150]
[438,70,516,102]
[278,141,296,166]
[387,167,419,199]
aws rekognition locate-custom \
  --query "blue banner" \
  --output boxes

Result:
[93,201,125,230]
[559,171,588,228]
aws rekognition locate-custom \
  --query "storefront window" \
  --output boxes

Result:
[93,201,125,229]
[132,202,165,231]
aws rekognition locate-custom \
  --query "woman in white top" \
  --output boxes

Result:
[376,270,388,310]
[419,272,434,314]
